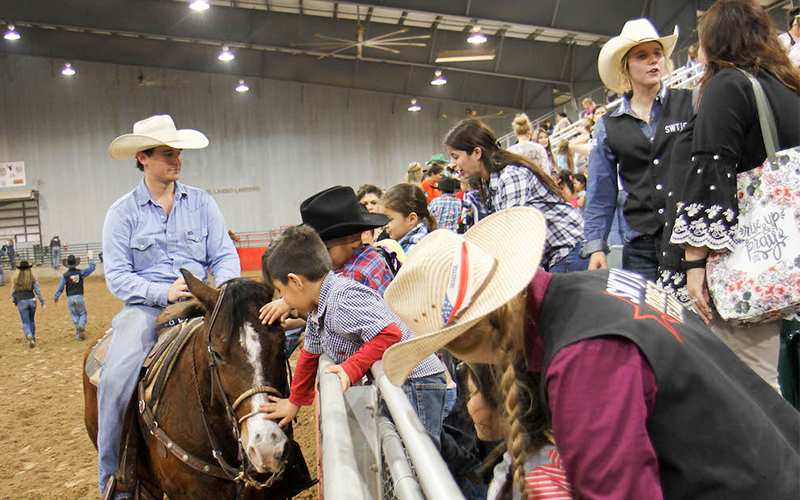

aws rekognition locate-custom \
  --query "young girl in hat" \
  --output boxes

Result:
[381,183,437,255]
[381,207,799,500]
[11,260,46,348]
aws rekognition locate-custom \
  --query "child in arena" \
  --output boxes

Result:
[53,251,96,340]
[381,183,437,254]
[259,225,447,447]
[11,260,46,348]
[427,176,462,232]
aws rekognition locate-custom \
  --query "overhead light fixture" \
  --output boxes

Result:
[235,80,249,92]
[408,99,421,112]
[189,0,210,11]
[435,50,495,63]
[61,63,76,76]
[4,24,20,41]
[218,45,234,62]
[431,69,447,86]
[467,26,487,44]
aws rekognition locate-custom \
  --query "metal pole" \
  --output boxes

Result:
[377,417,425,500]
[371,361,465,500]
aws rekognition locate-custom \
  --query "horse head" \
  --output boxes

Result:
[181,269,290,476]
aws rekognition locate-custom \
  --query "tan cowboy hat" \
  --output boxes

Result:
[598,18,678,94]
[382,207,546,385]
[109,114,209,161]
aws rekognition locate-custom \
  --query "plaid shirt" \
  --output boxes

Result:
[337,245,393,296]
[428,194,462,232]
[486,165,584,268]
[304,272,443,378]
[396,222,429,255]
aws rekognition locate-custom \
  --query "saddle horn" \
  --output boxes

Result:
[180,268,220,311]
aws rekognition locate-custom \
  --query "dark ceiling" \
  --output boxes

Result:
[0,0,782,116]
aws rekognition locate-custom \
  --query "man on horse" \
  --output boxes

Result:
[99,115,241,499]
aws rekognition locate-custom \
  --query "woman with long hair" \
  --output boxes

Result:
[11,260,46,348]
[535,128,558,175]
[402,162,423,186]
[669,0,800,390]
[445,118,586,273]
[583,18,694,287]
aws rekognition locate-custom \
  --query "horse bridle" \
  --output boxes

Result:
[191,283,290,491]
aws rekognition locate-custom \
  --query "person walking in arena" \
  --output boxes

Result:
[53,251,96,340]
[49,235,62,270]
[11,260,46,348]
[98,114,240,499]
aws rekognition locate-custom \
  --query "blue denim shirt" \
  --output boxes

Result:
[102,179,240,307]
[583,86,668,256]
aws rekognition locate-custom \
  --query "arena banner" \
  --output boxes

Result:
[0,161,26,188]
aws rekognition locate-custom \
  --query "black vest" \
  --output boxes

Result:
[64,267,84,296]
[12,289,34,303]
[604,89,693,235]
[538,270,799,499]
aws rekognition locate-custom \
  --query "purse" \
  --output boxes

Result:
[705,69,800,326]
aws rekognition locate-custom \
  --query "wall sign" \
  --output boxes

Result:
[0,161,26,188]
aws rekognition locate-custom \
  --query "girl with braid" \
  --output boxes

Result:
[380,207,799,500]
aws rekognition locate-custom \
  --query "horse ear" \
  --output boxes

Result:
[180,268,219,310]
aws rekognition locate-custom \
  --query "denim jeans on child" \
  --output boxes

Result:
[97,304,162,494]
[67,295,88,335]
[399,371,447,450]
[548,240,589,274]
[17,298,37,340]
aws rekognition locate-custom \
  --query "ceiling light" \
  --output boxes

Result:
[61,63,76,76]
[235,80,249,92]
[435,50,495,63]
[408,99,421,112]
[467,26,487,44]
[431,70,447,86]
[218,45,234,62]
[190,0,210,11]
[4,24,20,41]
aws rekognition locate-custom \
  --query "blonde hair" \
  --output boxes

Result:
[511,113,533,138]
[618,46,675,94]
[582,97,595,107]
[403,162,423,185]
[13,268,34,291]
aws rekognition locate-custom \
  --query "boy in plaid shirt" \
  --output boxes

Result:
[260,225,447,447]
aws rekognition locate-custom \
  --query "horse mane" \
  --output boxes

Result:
[219,278,275,332]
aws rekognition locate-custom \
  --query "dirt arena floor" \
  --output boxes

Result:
[0,267,318,500]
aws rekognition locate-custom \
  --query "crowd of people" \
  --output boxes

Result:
[24,0,797,498]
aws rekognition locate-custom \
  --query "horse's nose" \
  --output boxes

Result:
[245,419,288,473]
[251,430,283,446]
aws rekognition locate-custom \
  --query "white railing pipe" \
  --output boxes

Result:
[377,416,425,500]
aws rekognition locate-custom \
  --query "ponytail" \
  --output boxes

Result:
[382,183,437,231]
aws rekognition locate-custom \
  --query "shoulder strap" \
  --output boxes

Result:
[735,68,779,163]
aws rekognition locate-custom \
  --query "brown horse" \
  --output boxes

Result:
[83,270,312,499]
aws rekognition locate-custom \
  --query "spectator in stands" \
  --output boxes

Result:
[356,184,383,213]
[551,112,571,134]
[778,7,800,54]
[402,162,423,186]
[542,119,554,135]
[555,171,578,209]
[581,97,596,118]
[428,177,462,232]
[572,173,587,214]
[508,114,552,174]
[381,207,800,500]
[445,118,586,273]
[11,260,45,348]
[49,235,62,270]
[54,251,96,340]
[670,0,800,390]
[100,114,240,499]
[583,18,694,289]
[259,225,446,448]
[536,128,558,175]
[566,119,593,172]
[421,164,444,203]
[381,183,437,255]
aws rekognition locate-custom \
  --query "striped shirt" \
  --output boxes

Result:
[304,272,443,378]
[488,447,573,500]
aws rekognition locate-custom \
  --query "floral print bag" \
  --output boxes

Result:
[706,70,800,325]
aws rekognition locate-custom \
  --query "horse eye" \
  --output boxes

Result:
[211,350,226,364]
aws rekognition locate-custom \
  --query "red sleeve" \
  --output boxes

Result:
[288,348,322,407]
[544,336,663,500]
[340,323,403,384]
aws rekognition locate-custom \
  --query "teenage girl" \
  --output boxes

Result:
[380,183,437,255]
[11,260,46,348]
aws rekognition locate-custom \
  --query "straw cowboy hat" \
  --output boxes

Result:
[598,18,678,94]
[381,207,546,385]
[108,114,209,161]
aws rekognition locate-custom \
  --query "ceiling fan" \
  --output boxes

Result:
[441,108,506,121]
[292,7,430,59]
[137,70,188,88]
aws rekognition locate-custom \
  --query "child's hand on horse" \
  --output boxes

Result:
[324,364,352,393]
[259,298,292,325]
[261,396,300,427]
[168,276,192,303]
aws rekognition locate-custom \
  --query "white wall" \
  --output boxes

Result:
[0,54,467,244]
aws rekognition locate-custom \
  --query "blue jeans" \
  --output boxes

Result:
[548,240,589,274]
[284,327,303,358]
[51,247,61,269]
[97,304,162,494]
[622,235,660,283]
[67,295,88,335]
[17,298,37,340]
[399,372,447,450]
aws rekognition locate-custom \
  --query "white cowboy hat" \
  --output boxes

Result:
[598,18,678,94]
[108,114,209,161]
[381,207,546,385]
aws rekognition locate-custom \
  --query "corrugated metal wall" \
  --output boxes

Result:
[0,54,469,244]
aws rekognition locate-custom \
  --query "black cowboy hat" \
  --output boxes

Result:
[63,254,80,267]
[17,260,33,269]
[300,186,389,242]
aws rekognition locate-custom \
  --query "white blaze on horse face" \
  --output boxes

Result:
[239,322,288,473]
